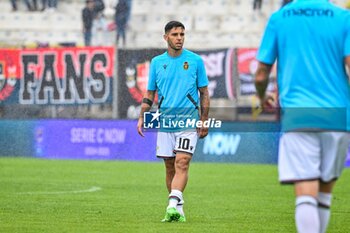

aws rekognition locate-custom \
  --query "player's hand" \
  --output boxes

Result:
[197,119,209,138]
[137,117,145,137]
[198,127,209,138]
[260,94,278,113]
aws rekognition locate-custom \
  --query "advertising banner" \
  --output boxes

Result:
[0,47,115,104]
[193,122,280,164]
[0,120,35,157]
[33,120,280,163]
[118,48,235,119]
[1,120,350,167]
[118,49,164,119]
[236,48,276,96]
[0,49,20,103]
[34,120,157,160]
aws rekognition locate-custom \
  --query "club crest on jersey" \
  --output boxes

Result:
[183,62,189,70]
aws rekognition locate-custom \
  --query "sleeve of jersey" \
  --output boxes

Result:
[256,16,277,65]
[197,58,209,88]
[147,59,157,91]
[344,14,350,57]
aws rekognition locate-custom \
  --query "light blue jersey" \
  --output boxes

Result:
[148,49,209,131]
[257,0,350,131]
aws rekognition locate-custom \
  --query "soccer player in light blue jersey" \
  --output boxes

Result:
[255,1,350,233]
[137,21,210,222]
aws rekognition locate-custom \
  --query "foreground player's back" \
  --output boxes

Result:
[266,1,350,109]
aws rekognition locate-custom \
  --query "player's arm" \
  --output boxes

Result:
[345,56,350,79]
[345,14,350,78]
[254,62,276,110]
[137,90,155,137]
[198,86,210,138]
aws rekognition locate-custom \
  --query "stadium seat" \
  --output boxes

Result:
[175,0,193,15]
[192,0,231,15]
[219,32,252,48]
[250,33,263,47]
[194,15,219,32]
[0,1,11,12]
[129,15,147,32]
[131,0,152,15]
[172,15,193,31]
[146,15,170,32]
[133,31,164,48]
[2,13,25,30]
[92,30,115,46]
[0,14,11,30]
[192,0,212,15]
[217,33,236,48]
[186,32,218,49]
[207,0,231,15]
[235,0,254,16]
[10,30,25,41]
[0,30,11,42]
[185,32,204,48]
[25,13,45,30]
[152,0,180,15]
[220,15,243,32]
[237,15,265,34]
[67,15,83,31]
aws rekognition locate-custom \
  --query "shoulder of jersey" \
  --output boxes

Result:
[183,49,202,61]
[151,52,168,63]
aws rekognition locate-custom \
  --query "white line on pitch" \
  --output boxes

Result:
[17,186,102,195]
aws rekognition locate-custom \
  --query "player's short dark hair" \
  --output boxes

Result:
[164,21,185,33]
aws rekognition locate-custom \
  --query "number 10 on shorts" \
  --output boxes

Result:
[178,138,192,150]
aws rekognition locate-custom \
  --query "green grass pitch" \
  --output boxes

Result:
[0,158,349,233]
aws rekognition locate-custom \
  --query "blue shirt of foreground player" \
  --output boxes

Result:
[147,48,209,132]
[257,0,350,131]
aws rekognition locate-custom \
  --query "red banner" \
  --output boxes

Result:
[237,48,276,96]
[0,49,21,79]
[19,47,114,79]
[0,47,115,104]
[237,48,258,75]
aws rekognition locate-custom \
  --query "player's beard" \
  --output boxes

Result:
[168,40,183,51]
